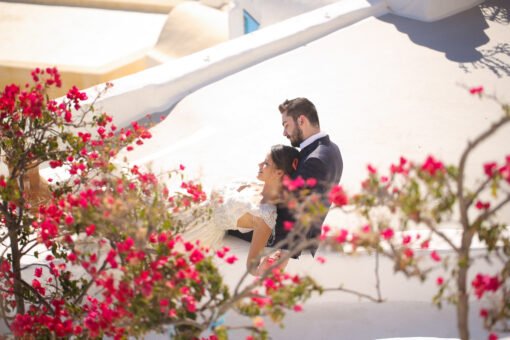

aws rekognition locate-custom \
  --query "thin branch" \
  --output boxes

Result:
[421,217,460,253]
[375,250,383,301]
[466,177,493,209]
[73,259,108,305]
[473,194,510,229]
[457,114,510,232]
[15,277,54,313]
[321,285,384,303]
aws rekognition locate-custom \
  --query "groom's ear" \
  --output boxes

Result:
[298,114,306,127]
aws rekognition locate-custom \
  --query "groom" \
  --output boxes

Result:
[230,97,343,258]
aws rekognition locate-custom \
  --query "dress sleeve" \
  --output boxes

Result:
[250,203,277,230]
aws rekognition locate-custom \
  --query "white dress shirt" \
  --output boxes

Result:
[299,131,328,150]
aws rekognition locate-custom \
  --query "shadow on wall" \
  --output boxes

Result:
[378,0,510,78]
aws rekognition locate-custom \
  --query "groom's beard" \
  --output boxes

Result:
[290,126,304,147]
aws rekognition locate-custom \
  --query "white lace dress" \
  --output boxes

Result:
[180,182,277,249]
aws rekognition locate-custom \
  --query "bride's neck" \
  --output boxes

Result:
[261,180,282,203]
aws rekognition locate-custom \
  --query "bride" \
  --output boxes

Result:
[181,144,299,275]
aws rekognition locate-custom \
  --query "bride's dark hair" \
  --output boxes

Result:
[271,144,300,176]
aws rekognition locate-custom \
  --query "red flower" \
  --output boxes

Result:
[436,276,444,285]
[293,304,303,312]
[421,155,445,176]
[472,274,500,299]
[329,185,348,207]
[64,215,74,225]
[321,225,331,240]
[484,162,497,178]
[34,267,43,278]
[403,247,414,258]
[316,256,326,264]
[226,255,238,264]
[85,224,96,236]
[475,200,491,210]
[305,178,317,187]
[488,333,498,340]
[283,221,294,231]
[469,86,484,95]
[480,308,488,318]
[189,249,205,264]
[381,228,394,240]
[283,176,305,191]
[336,229,349,244]
[390,157,409,175]
[430,250,441,262]
[367,164,377,174]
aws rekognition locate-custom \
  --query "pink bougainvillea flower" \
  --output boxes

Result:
[480,308,489,318]
[430,250,441,262]
[421,155,445,176]
[316,256,326,264]
[381,227,394,240]
[67,252,77,262]
[403,247,414,259]
[64,215,74,225]
[390,156,409,175]
[293,304,303,312]
[34,267,43,278]
[305,177,317,187]
[283,176,305,191]
[436,276,444,285]
[469,86,484,95]
[475,200,491,210]
[226,255,238,264]
[367,164,377,174]
[488,333,498,340]
[484,162,497,178]
[283,221,294,231]
[321,225,331,240]
[472,274,501,299]
[85,224,96,236]
[190,249,205,264]
[336,229,349,244]
[329,185,348,207]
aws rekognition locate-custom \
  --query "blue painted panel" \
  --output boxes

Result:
[243,9,260,34]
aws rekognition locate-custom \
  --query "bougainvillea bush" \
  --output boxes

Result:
[1,69,508,340]
[310,89,509,340]
[0,69,320,339]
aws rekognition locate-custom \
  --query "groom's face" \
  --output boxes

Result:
[282,112,304,148]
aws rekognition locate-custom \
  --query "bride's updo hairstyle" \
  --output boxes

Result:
[271,144,300,176]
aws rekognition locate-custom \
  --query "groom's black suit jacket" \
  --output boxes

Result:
[229,135,343,258]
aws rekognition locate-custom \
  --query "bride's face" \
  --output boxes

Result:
[257,153,281,183]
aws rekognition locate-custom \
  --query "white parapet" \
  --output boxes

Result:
[82,0,388,130]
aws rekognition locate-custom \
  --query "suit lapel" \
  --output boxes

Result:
[300,135,330,159]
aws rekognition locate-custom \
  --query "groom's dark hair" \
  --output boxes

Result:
[278,97,320,128]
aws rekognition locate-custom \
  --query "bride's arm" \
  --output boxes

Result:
[237,213,272,275]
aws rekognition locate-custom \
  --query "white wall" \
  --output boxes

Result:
[228,0,340,38]
[82,0,387,130]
